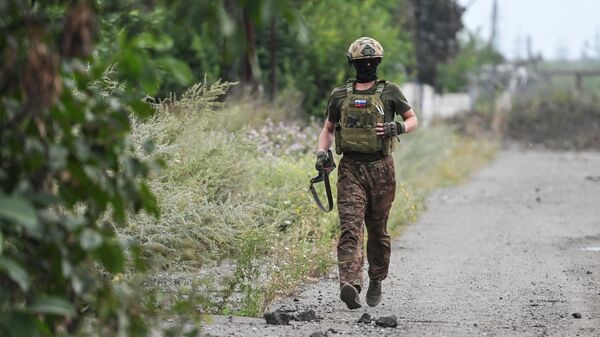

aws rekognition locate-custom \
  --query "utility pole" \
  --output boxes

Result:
[594,30,600,61]
[526,35,533,61]
[489,0,498,49]
[489,0,503,135]
[514,34,522,61]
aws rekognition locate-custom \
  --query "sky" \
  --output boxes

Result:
[458,0,600,60]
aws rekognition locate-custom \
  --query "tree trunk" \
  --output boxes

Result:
[219,38,235,83]
[220,0,237,83]
[269,17,277,100]
[241,8,259,91]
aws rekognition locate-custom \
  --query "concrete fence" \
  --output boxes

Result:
[400,83,472,124]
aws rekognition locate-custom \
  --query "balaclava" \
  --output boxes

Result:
[353,58,381,83]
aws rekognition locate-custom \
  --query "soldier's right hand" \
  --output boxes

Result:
[315,149,330,171]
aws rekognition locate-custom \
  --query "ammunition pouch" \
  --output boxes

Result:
[334,122,343,155]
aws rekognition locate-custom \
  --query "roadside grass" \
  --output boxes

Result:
[447,86,600,150]
[123,81,496,318]
[507,87,600,150]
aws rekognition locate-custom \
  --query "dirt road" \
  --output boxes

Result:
[204,150,600,336]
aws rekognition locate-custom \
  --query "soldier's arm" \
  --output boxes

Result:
[376,83,418,136]
[401,109,418,133]
[318,120,335,152]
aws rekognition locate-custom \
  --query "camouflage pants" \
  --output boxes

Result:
[336,155,396,288]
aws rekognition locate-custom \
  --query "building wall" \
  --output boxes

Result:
[401,83,472,124]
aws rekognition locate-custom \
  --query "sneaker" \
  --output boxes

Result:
[340,283,362,309]
[366,280,382,307]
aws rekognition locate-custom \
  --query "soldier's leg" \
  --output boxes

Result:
[337,157,367,289]
[364,156,396,281]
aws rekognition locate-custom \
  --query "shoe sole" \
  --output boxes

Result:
[340,284,361,310]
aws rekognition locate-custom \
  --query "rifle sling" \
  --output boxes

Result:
[309,171,334,212]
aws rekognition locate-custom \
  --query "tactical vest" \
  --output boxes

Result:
[335,79,394,156]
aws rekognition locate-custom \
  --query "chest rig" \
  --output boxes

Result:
[335,79,394,156]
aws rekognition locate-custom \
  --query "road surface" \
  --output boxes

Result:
[203,150,600,336]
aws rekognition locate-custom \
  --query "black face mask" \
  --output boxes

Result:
[352,58,381,83]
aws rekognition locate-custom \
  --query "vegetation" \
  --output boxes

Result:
[507,88,600,150]
[437,33,503,92]
[104,0,417,114]
[405,0,465,88]
[95,0,472,113]
[124,81,338,315]
[0,1,191,336]
[444,56,600,149]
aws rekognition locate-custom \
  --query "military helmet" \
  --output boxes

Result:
[347,37,384,63]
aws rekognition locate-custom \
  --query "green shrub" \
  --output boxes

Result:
[0,2,197,336]
[507,88,600,150]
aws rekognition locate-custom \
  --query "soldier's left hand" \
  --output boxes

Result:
[315,150,331,171]
[376,122,405,137]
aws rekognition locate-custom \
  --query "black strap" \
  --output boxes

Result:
[309,171,334,212]
[309,150,336,212]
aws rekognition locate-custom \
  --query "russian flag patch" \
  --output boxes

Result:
[353,99,367,108]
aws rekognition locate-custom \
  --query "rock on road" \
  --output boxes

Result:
[203,150,600,336]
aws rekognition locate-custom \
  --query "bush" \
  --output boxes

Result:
[124,81,339,315]
[0,2,195,336]
[507,89,600,150]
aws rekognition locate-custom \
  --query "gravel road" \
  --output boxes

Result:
[203,150,600,336]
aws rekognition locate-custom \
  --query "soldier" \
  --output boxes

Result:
[315,37,419,309]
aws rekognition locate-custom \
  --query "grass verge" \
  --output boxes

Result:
[507,88,600,150]
[446,86,600,150]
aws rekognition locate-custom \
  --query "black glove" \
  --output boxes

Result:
[315,150,330,171]
[382,121,405,137]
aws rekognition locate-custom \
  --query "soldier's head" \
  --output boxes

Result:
[347,37,384,83]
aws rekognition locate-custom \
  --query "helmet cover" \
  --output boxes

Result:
[347,37,384,62]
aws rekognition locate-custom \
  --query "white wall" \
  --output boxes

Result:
[400,83,472,124]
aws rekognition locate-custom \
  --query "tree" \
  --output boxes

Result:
[89,0,415,114]
[282,0,414,114]
[436,33,503,92]
[0,1,188,335]
[107,0,413,113]
[164,0,305,93]
[407,0,464,88]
